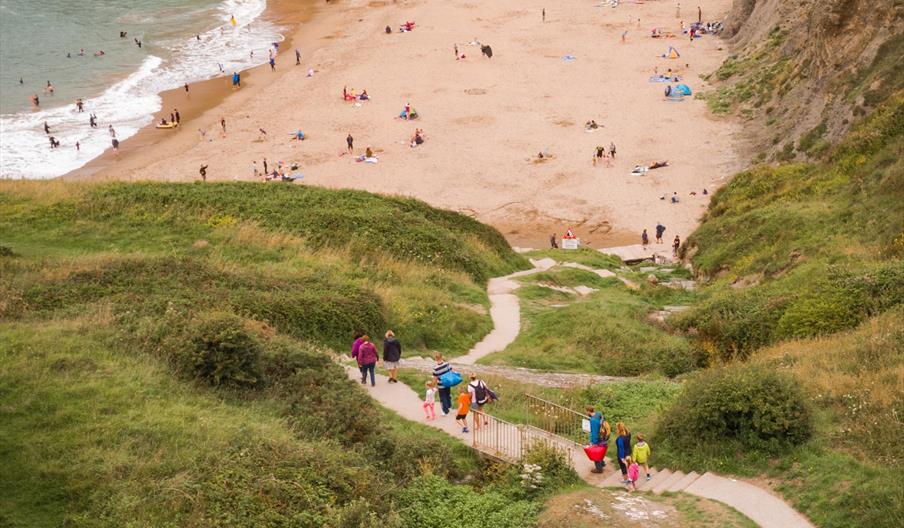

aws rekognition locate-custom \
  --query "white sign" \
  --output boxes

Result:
[562,238,580,250]
[582,418,591,433]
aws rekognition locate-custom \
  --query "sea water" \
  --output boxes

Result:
[0,0,283,179]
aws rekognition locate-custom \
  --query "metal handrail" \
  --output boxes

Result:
[524,394,587,446]
[471,410,575,467]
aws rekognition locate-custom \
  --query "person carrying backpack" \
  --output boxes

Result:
[432,354,454,416]
[467,373,494,430]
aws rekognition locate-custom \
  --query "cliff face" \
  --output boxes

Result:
[712,0,902,160]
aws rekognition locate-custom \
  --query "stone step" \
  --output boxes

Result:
[601,464,632,487]
[653,470,686,495]
[637,468,672,492]
[667,470,701,493]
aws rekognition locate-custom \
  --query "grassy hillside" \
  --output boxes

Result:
[677,95,904,361]
[653,95,904,528]
[0,182,542,527]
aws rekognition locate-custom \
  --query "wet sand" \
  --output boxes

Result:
[67,0,742,250]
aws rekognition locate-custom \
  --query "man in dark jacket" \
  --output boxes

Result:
[382,330,402,383]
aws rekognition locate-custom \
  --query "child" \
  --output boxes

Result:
[632,432,652,480]
[626,456,639,492]
[423,379,437,420]
[455,386,471,433]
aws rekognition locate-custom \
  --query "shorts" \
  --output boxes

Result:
[455,413,468,420]
[383,361,399,369]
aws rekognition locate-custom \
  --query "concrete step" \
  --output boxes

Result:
[637,468,672,492]
[601,464,631,487]
[653,470,686,495]
[667,470,701,493]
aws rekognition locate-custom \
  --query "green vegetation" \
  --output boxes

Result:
[482,260,698,377]
[677,96,904,362]
[0,182,546,527]
[657,363,813,450]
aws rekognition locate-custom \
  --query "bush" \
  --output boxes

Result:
[185,312,262,387]
[518,444,579,498]
[657,363,812,449]
[393,475,540,528]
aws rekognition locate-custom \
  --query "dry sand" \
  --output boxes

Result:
[67,0,742,249]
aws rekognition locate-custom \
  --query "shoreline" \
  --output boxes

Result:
[63,0,320,181]
[62,0,743,250]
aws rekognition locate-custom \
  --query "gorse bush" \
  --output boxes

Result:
[185,312,261,386]
[657,363,812,449]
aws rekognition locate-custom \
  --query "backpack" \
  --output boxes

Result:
[473,381,488,403]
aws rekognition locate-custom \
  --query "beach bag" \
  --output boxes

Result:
[584,444,608,462]
[439,371,462,388]
[486,387,499,403]
[473,381,488,403]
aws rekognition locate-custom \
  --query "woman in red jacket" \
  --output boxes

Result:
[353,335,379,386]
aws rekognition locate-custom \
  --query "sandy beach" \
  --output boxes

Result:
[67,0,741,249]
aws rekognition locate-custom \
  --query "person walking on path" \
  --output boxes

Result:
[455,386,471,433]
[587,406,611,473]
[346,133,354,153]
[353,335,378,386]
[467,373,491,430]
[673,235,681,257]
[626,456,639,492]
[382,330,402,383]
[616,422,632,483]
[550,233,558,249]
[423,379,437,420]
[432,354,454,416]
[641,229,649,248]
[632,432,652,481]
[655,222,666,244]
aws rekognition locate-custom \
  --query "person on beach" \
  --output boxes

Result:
[184,83,189,94]
[676,2,681,18]
[433,354,454,416]
[354,335,378,386]
[542,8,545,22]
[673,235,681,256]
[75,141,80,152]
[671,191,680,203]
[295,49,301,65]
[263,157,268,175]
[48,136,58,149]
[346,133,354,153]
[382,330,402,383]
[587,406,611,473]
[467,374,491,430]
[220,117,227,136]
[76,98,84,112]
[609,142,616,159]
[616,422,632,483]
[108,125,116,138]
[269,57,276,71]
[199,164,208,181]
[232,71,240,87]
[655,222,666,244]
[252,160,259,179]
[594,145,604,166]
[170,111,176,124]
[43,122,50,135]
[698,5,702,23]
[632,432,652,481]
[111,138,119,153]
[455,386,471,433]
[626,456,639,491]
[174,109,180,125]
[621,30,628,43]
[642,229,649,248]
[257,128,267,141]
[89,114,97,128]
[454,44,459,59]
[423,379,437,420]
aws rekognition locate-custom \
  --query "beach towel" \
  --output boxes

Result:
[649,75,681,83]
[562,55,577,61]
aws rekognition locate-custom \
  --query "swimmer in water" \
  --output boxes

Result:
[30,94,40,107]
[19,77,24,84]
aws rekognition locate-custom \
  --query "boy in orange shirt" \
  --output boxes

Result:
[455,387,471,433]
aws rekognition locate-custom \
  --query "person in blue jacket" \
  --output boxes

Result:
[615,422,633,483]
[587,406,611,473]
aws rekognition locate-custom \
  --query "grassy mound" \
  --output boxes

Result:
[0,182,544,527]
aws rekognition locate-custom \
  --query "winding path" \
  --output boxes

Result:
[346,260,814,528]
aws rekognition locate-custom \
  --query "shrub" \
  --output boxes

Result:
[393,475,540,528]
[657,363,812,449]
[518,444,579,497]
[185,312,262,387]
